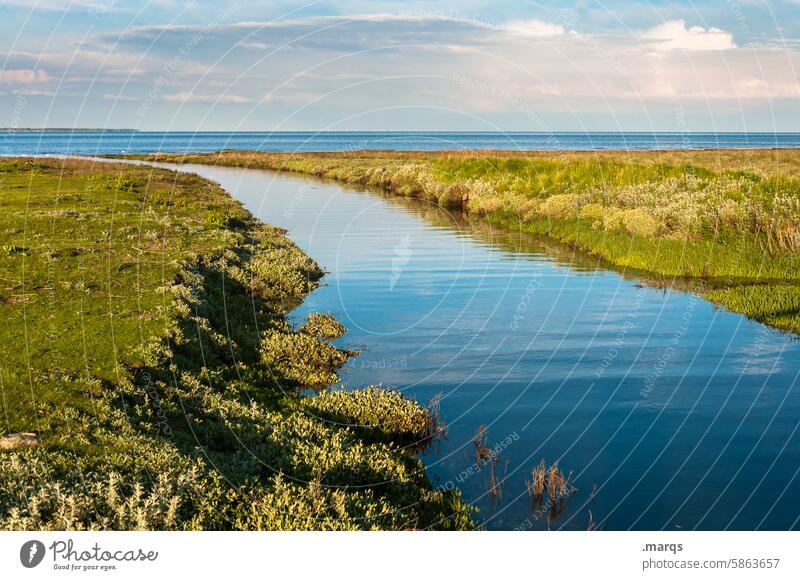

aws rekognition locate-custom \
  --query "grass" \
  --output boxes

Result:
[120,149,800,334]
[526,459,576,523]
[705,285,800,334]
[0,157,472,530]
[472,425,507,499]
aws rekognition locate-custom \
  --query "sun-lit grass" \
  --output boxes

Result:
[0,158,472,530]
[706,284,800,335]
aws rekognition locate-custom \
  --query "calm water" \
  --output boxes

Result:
[5,130,800,155]
[159,162,799,531]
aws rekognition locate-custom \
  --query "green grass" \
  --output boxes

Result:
[0,158,472,530]
[120,150,800,334]
[706,285,800,335]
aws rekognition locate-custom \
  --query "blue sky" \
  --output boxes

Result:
[1,0,799,131]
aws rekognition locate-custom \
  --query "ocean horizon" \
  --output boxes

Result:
[3,130,800,156]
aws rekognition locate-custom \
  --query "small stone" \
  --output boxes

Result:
[0,432,39,451]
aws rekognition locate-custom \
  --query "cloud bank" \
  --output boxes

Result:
[1,11,798,130]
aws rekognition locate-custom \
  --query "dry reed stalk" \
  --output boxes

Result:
[473,425,492,464]
[427,393,447,440]
[526,459,547,503]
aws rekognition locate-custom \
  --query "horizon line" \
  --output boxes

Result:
[5,129,800,135]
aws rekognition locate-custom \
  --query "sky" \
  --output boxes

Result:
[1,0,799,131]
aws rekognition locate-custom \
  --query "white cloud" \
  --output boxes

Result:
[641,19,736,51]
[101,93,141,102]
[163,92,253,104]
[505,19,565,38]
[99,14,796,107]
[0,69,50,83]
[239,41,269,50]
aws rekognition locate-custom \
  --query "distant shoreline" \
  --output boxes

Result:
[2,128,139,133]
[4,129,800,134]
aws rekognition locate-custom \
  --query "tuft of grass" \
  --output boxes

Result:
[526,459,575,506]
[527,459,547,502]
[546,462,574,502]
[472,425,506,499]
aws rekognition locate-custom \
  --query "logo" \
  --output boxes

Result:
[390,233,413,290]
[20,540,46,568]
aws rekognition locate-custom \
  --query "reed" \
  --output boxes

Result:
[546,462,574,501]
[587,511,596,531]
[473,424,492,464]
[527,459,547,503]
[428,392,448,441]
[526,459,576,506]
[472,425,505,499]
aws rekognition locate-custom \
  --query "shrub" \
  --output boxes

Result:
[260,323,352,389]
[579,203,606,228]
[537,193,585,220]
[618,208,664,238]
[302,313,347,341]
[0,451,223,531]
[302,386,436,446]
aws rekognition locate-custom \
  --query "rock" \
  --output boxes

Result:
[0,432,39,451]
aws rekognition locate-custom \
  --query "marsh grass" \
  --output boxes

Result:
[546,463,574,502]
[705,284,800,334]
[527,459,547,504]
[526,459,576,518]
[472,425,506,499]
[0,158,473,530]
[428,393,447,441]
[123,150,800,334]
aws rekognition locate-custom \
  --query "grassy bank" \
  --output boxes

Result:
[125,150,800,334]
[0,158,472,530]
